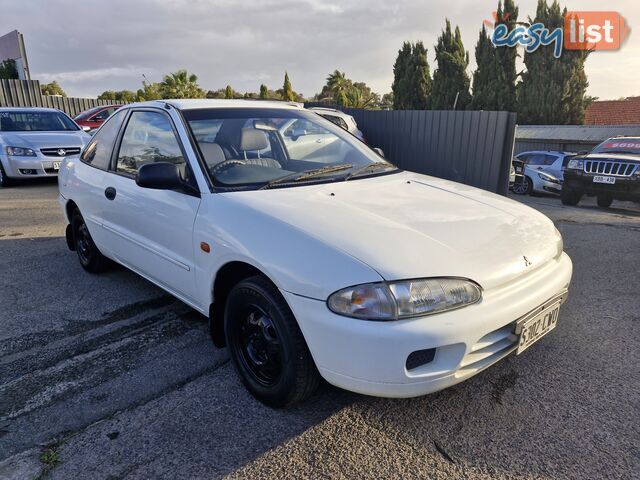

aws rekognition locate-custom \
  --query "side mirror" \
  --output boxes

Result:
[373,147,385,158]
[136,162,183,190]
[81,126,91,132]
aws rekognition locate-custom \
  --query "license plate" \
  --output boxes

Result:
[53,162,61,170]
[516,302,561,354]
[593,175,615,184]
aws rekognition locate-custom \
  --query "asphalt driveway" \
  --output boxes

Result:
[1,179,638,479]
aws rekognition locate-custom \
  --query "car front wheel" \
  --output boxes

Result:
[512,176,531,195]
[71,210,109,273]
[0,162,14,188]
[224,275,319,408]
[597,194,613,208]
[561,187,582,206]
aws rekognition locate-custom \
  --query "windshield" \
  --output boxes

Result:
[0,111,79,132]
[592,138,640,155]
[183,107,395,189]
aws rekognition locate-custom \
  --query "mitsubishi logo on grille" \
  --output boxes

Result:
[523,256,532,267]
[57,149,67,156]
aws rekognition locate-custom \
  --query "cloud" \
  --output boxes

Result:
[0,0,637,100]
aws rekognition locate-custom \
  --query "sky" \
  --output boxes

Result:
[1,0,637,101]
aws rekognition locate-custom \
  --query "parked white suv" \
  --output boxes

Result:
[308,107,364,141]
[59,100,572,407]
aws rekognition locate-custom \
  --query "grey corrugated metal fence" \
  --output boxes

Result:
[336,108,516,194]
[0,79,124,117]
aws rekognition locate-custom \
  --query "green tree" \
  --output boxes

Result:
[517,0,589,124]
[259,84,268,99]
[98,89,137,102]
[431,20,471,110]
[158,70,205,99]
[0,59,18,79]
[41,81,66,97]
[136,80,162,101]
[470,25,502,110]
[325,70,350,106]
[391,42,432,109]
[380,92,394,110]
[494,0,519,111]
[282,71,295,101]
[391,42,413,109]
[224,85,234,99]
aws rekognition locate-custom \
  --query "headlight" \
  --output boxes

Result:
[6,146,36,157]
[538,171,560,184]
[566,159,584,170]
[327,278,482,321]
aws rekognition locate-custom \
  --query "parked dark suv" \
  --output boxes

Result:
[561,137,640,208]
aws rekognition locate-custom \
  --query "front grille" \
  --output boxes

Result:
[584,160,638,177]
[40,147,81,157]
[457,323,518,376]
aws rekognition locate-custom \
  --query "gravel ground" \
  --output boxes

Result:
[0,179,638,480]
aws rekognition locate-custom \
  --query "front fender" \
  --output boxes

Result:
[193,193,383,307]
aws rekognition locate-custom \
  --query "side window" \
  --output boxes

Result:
[321,114,348,131]
[81,109,127,170]
[543,154,558,165]
[116,111,186,176]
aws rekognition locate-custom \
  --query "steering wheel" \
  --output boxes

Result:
[210,159,246,176]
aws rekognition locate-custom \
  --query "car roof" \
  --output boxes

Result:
[124,99,303,111]
[517,150,576,156]
[607,136,640,141]
[309,107,351,117]
[0,107,62,113]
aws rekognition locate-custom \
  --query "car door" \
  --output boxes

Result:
[100,109,201,302]
[68,108,129,251]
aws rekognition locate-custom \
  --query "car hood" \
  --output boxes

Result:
[581,152,640,163]
[227,171,560,290]
[0,131,90,150]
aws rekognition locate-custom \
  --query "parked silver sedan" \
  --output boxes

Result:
[0,108,90,187]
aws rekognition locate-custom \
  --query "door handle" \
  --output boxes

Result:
[104,187,117,200]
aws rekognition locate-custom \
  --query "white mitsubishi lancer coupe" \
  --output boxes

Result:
[58,100,572,407]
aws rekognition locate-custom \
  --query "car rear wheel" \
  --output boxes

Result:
[512,176,532,195]
[224,275,320,408]
[597,194,613,208]
[71,210,109,273]
[0,163,14,188]
[561,187,582,206]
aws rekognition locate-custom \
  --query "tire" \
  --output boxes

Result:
[71,210,109,273]
[597,194,613,208]
[224,275,319,407]
[561,187,582,206]
[0,162,14,188]
[513,176,532,195]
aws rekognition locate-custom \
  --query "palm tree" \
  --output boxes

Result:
[159,70,205,99]
[326,70,350,106]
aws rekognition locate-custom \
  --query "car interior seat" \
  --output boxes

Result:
[238,128,281,169]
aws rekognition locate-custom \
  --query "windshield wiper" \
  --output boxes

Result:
[260,163,353,189]
[345,161,396,180]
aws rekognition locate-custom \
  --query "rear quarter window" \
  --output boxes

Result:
[81,109,127,170]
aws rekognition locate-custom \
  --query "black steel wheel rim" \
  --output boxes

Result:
[76,221,92,264]
[236,305,283,387]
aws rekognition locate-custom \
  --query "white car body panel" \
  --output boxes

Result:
[59,100,573,398]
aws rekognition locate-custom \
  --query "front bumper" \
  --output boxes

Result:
[283,252,573,398]
[564,171,640,200]
[0,152,72,178]
[532,175,562,194]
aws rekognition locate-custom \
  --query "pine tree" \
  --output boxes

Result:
[410,42,432,109]
[494,0,519,111]
[431,20,471,110]
[470,25,501,110]
[392,42,413,109]
[391,42,432,109]
[282,71,295,101]
[259,84,268,99]
[518,0,589,124]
